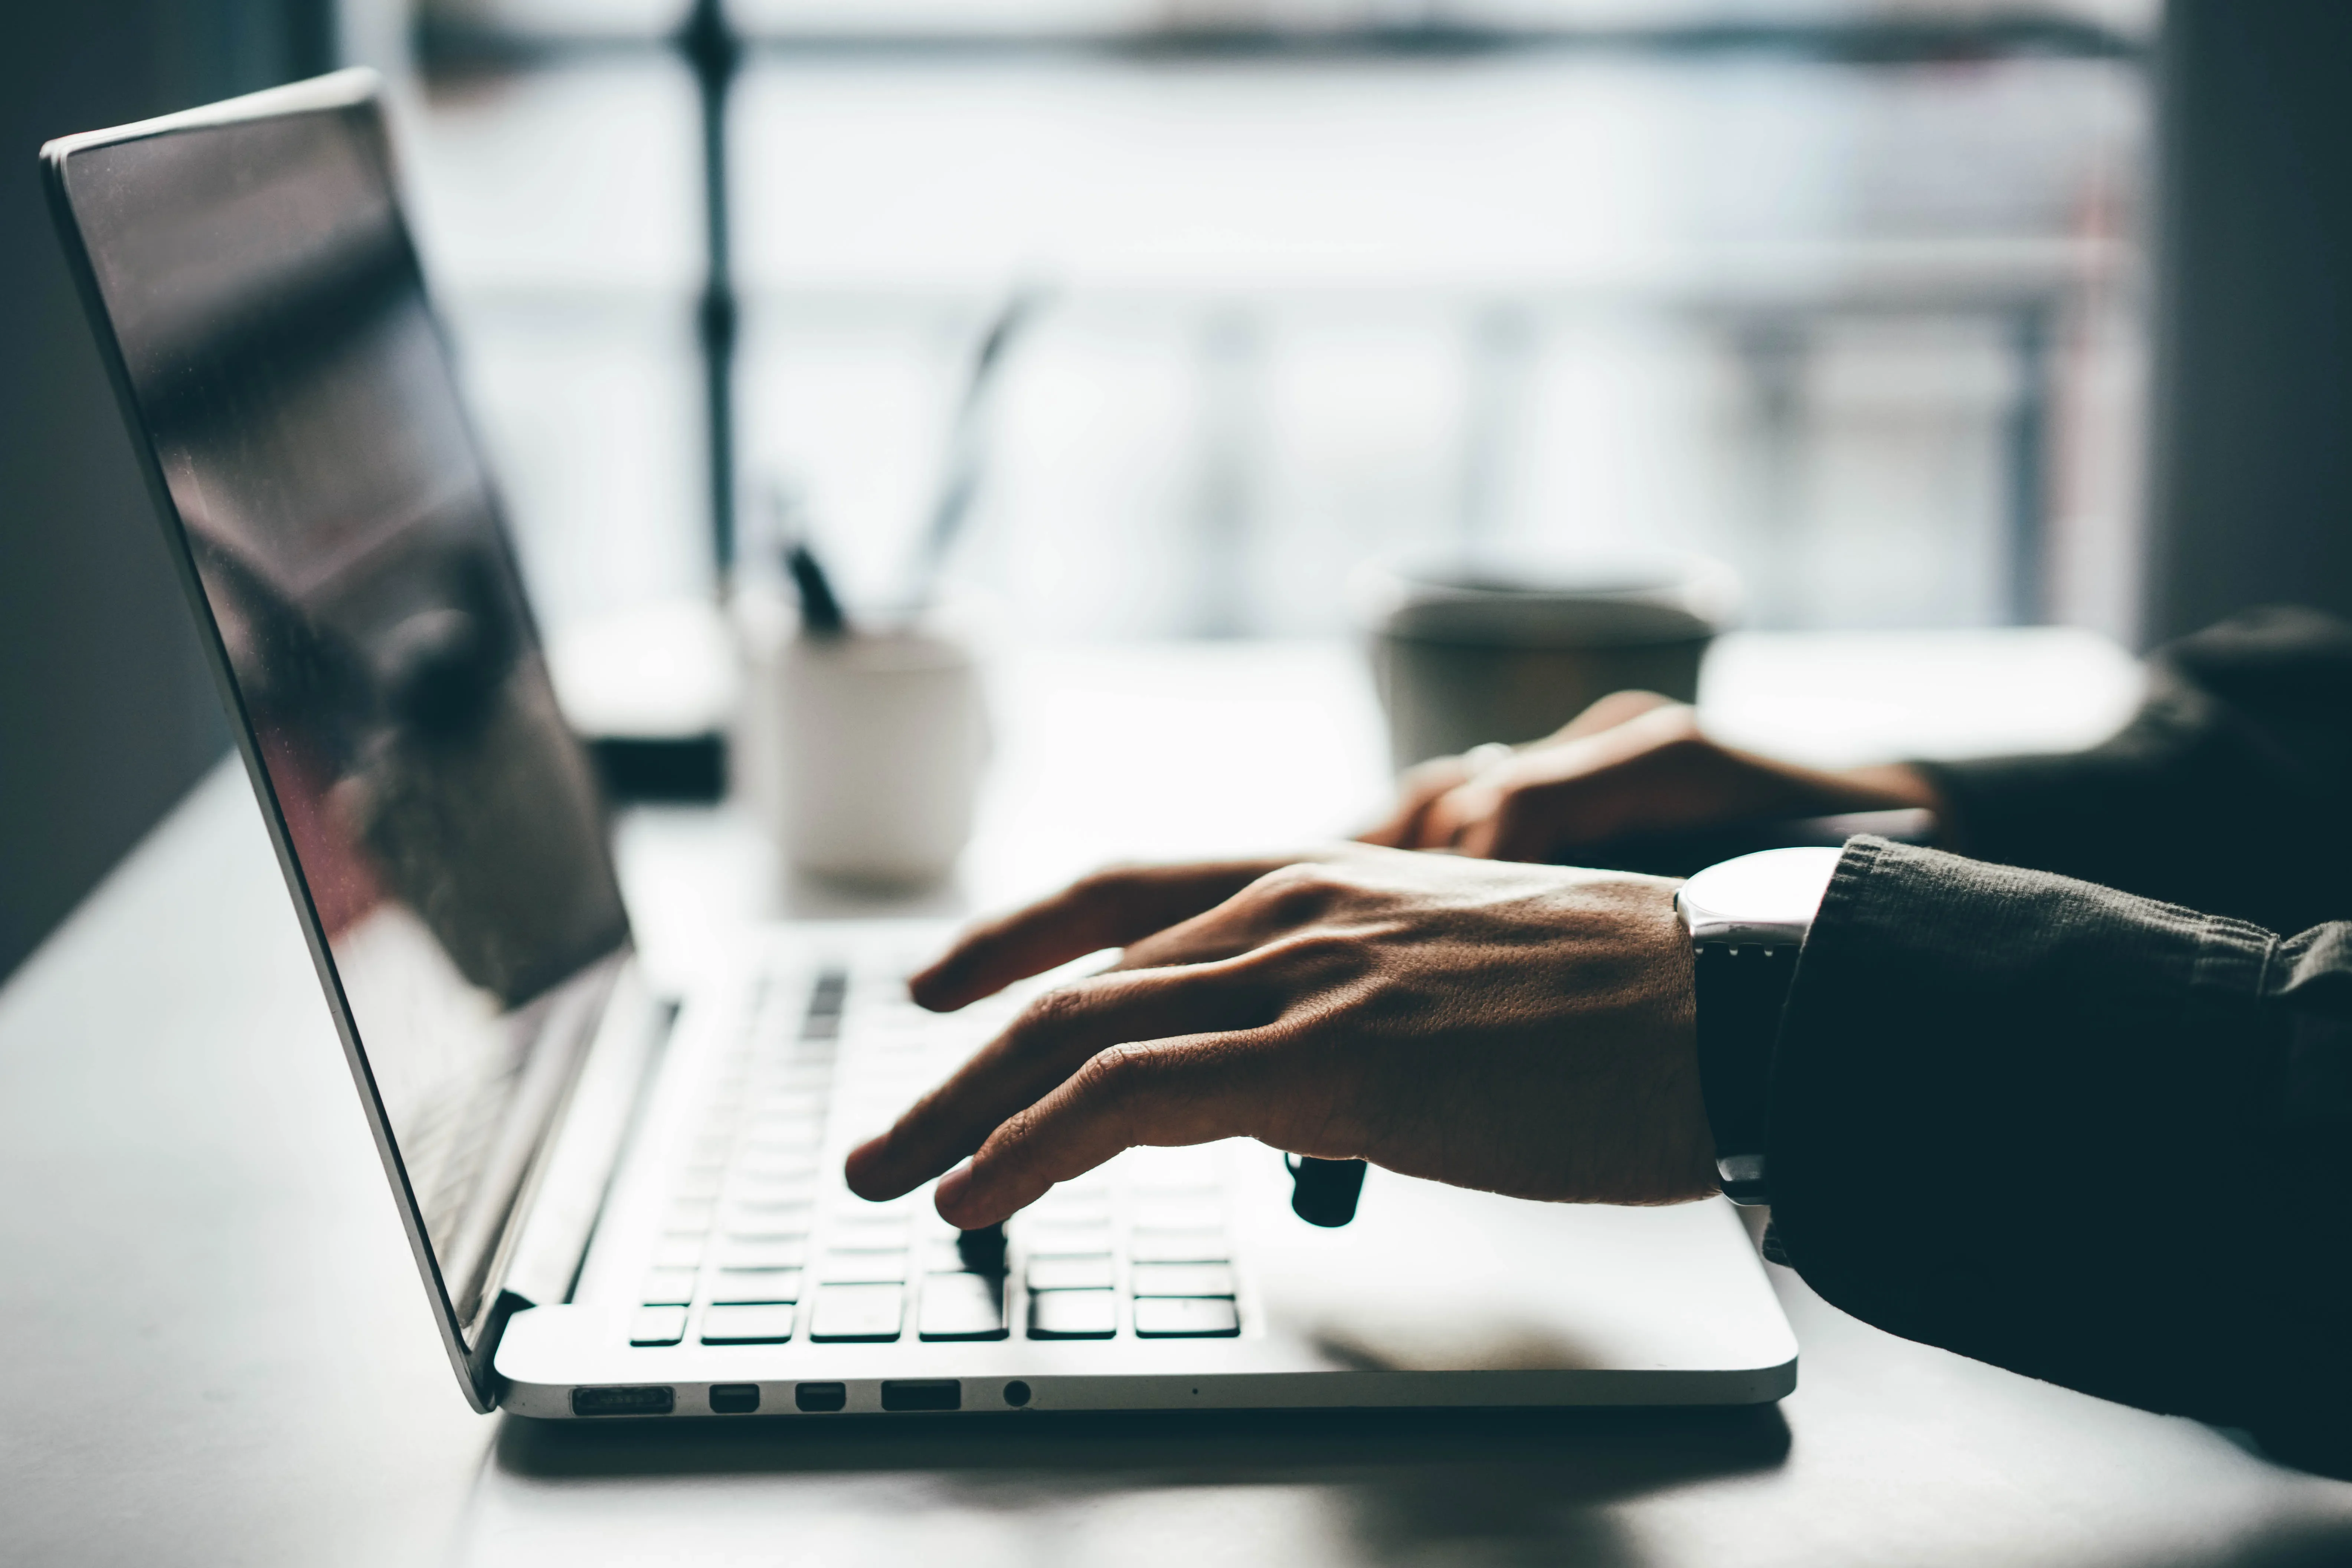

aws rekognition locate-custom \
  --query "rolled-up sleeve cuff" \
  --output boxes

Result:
[1762,837,2282,1411]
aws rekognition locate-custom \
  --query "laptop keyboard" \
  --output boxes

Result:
[627,965,1244,1350]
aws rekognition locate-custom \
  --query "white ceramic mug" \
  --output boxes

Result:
[738,622,989,888]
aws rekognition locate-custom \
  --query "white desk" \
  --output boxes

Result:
[5,632,2349,1567]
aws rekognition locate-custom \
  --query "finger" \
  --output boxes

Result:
[910,857,1290,1011]
[1419,775,1506,854]
[844,963,1269,1201]
[1462,788,1561,863]
[1550,689,1679,742]
[933,1033,1273,1228]
[1113,858,1351,973]
[1357,756,1473,848]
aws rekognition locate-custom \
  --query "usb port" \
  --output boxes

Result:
[880,1379,960,1412]
[570,1385,675,1417]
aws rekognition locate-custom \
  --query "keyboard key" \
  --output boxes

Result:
[727,1199,814,1229]
[1028,1289,1118,1340]
[819,1249,908,1284]
[710,1269,802,1305]
[713,1266,801,1298]
[1132,1179,1219,1200]
[1133,1297,1240,1338]
[1131,1263,1236,1299]
[830,1214,910,1247]
[809,1284,903,1342]
[1023,1220,1113,1256]
[1026,1254,1115,1292]
[918,1273,1008,1341]
[1033,1186,1112,1220]
[732,1162,817,1189]
[1135,1200,1222,1232]
[651,1234,706,1269]
[666,1199,718,1233]
[701,1303,797,1344]
[719,1236,809,1270]
[1128,1228,1226,1264]
[951,1224,1008,1274]
[630,1305,687,1346]
[724,1224,811,1244]
[641,1268,698,1306]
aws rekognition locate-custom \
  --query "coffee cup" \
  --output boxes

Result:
[1355,550,1737,772]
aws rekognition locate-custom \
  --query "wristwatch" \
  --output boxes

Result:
[1675,845,1843,1205]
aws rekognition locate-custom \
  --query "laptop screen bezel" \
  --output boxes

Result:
[38,68,630,1413]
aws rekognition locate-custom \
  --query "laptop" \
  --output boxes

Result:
[42,70,1796,1421]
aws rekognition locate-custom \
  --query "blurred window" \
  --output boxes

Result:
[391,0,2155,640]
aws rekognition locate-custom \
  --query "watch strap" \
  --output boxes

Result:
[1691,941,1797,1205]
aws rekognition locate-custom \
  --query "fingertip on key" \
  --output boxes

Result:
[934,1164,980,1225]
[842,1135,896,1200]
[906,962,964,1012]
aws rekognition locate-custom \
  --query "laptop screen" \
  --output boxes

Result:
[48,79,632,1350]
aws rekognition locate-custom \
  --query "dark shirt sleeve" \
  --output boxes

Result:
[1769,837,2352,1474]
[1912,605,2352,934]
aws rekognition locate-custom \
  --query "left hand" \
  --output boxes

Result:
[1360,690,1937,862]
[844,844,1714,1229]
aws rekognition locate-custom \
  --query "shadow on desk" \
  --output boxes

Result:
[489,1404,1789,1565]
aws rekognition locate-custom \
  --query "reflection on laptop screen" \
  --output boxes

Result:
[55,89,631,1338]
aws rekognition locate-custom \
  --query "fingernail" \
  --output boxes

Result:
[934,1164,974,1220]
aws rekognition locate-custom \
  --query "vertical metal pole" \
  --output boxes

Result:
[679,0,742,579]
[1192,307,1260,638]
[1737,316,1808,628]
[1459,301,1534,551]
[2003,299,2054,625]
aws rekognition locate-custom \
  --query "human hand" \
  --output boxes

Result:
[844,845,1713,1228]
[1360,691,1937,862]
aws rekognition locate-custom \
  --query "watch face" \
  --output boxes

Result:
[1679,846,1842,946]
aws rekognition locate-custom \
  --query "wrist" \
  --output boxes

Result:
[1676,845,1843,1204]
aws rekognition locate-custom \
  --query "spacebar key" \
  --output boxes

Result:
[809,1283,903,1342]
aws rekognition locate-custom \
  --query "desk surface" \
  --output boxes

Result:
[6,632,2349,1568]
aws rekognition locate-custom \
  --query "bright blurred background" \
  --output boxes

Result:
[364,0,2155,648]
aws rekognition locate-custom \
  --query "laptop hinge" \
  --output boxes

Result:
[476,960,671,1379]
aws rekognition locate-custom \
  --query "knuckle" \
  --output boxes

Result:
[1071,1041,1155,1102]
[1009,982,1094,1047]
[1269,930,1370,981]
[986,1102,1045,1156]
[1249,861,1340,923]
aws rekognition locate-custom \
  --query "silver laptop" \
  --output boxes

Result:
[43,70,1795,1421]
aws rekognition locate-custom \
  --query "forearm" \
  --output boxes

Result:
[1767,837,2352,1474]
[1908,607,2352,933]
